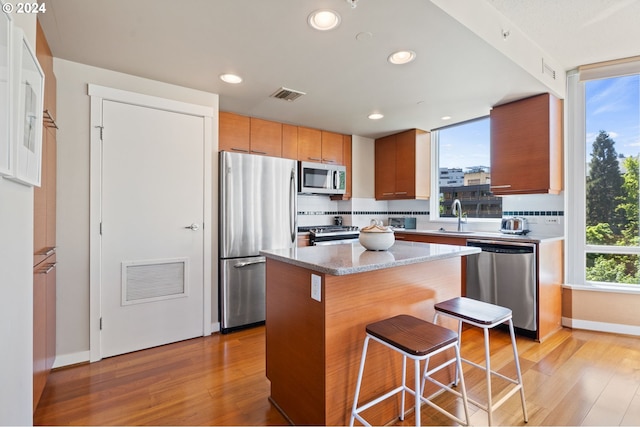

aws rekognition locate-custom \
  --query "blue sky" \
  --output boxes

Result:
[438,117,490,169]
[439,74,640,170]
[586,75,640,158]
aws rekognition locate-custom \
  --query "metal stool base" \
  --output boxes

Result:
[434,297,529,426]
[350,315,470,427]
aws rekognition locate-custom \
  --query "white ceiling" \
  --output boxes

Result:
[487,0,640,70]
[37,0,640,139]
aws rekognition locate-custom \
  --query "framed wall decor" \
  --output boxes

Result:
[10,27,44,187]
[0,2,12,177]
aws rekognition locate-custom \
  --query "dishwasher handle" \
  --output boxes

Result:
[467,239,535,254]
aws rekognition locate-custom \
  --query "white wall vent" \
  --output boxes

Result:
[122,258,188,305]
[270,87,306,102]
[542,58,556,80]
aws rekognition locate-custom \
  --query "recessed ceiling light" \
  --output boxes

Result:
[388,50,416,65]
[308,9,341,31]
[368,113,384,120]
[441,116,452,121]
[219,74,243,84]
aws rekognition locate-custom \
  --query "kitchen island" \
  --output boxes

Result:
[261,241,480,426]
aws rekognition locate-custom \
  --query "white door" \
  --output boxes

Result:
[99,99,205,358]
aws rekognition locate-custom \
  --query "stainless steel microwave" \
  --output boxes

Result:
[298,161,346,195]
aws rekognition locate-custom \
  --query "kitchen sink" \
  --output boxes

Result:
[435,228,475,234]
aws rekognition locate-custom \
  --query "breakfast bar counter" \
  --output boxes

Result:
[260,241,480,426]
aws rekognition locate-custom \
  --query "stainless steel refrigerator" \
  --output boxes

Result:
[219,151,297,333]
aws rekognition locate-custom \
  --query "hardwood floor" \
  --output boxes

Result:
[34,326,640,426]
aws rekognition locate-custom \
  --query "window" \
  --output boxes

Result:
[585,74,640,285]
[567,61,640,287]
[433,117,502,219]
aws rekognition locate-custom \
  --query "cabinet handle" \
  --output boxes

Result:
[230,147,250,153]
[307,157,321,161]
[395,191,408,195]
[41,247,56,257]
[37,262,57,275]
[490,184,511,189]
[395,235,406,240]
[382,192,394,196]
[251,150,267,155]
[322,159,335,163]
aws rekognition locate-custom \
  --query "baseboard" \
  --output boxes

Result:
[562,317,640,337]
[52,350,91,369]
[54,325,221,369]
[211,322,220,333]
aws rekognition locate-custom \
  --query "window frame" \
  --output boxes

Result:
[429,116,502,224]
[566,65,640,288]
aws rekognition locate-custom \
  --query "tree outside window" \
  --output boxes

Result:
[585,74,640,285]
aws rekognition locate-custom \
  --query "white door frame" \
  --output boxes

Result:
[88,84,213,362]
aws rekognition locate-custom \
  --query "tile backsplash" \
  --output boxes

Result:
[297,193,564,236]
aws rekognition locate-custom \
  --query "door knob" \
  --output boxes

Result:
[185,223,200,231]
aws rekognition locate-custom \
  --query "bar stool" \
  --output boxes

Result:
[433,297,528,425]
[350,314,470,426]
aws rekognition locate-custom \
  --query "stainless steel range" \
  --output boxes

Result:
[303,225,360,246]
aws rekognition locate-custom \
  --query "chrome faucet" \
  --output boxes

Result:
[452,198,464,231]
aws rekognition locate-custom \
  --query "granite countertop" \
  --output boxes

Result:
[260,241,480,276]
[394,228,564,243]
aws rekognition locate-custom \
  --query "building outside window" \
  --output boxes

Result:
[435,117,502,219]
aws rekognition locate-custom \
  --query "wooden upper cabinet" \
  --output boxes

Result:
[394,130,417,197]
[490,93,563,195]
[219,112,250,153]
[45,129,57,249]
[374,129,430,200]
[297,127,322,162]
[36,21,56,120]
[250,118,282,157]
[320,131,343,165]
[219,113,283,157]
[374,135,397,199]
[330,135,352,201]
[282,124,298,160]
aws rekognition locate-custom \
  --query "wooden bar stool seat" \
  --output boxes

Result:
[433,297,528,425]
[350,314,470,426]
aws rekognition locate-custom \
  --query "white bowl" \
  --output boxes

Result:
[359,230,395,251]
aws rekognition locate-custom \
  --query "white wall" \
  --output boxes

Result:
[53,59,218,365]
[0,13,36,426]
[352,135,374,198]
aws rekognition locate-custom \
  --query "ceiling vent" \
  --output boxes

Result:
[270,87,306,102]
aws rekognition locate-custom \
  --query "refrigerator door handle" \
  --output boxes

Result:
[289,169,296,244]
[233,259,266,268]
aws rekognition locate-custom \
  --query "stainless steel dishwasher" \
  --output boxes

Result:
[466,239,537,335]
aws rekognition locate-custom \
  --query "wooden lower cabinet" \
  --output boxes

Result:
[395,232,468,294]
[395,232,563,341]
[34,22,58,411]
[33,255,56,411]
[266,257,461,425]
[296,233,310,247]
[537,239,563,341]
